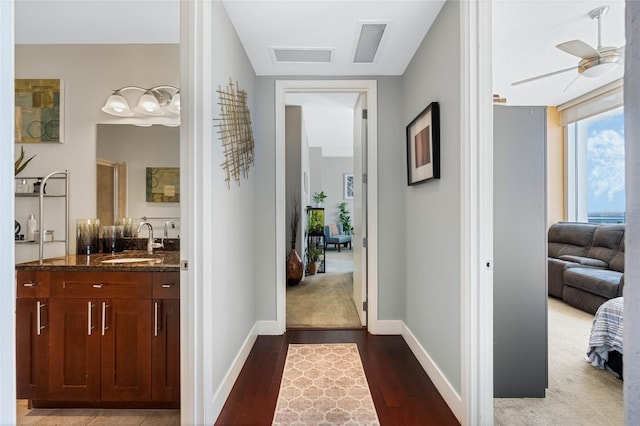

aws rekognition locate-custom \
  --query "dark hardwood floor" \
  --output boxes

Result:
[215,329,459,425]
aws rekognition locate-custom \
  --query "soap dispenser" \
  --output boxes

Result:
[26,214,37,242]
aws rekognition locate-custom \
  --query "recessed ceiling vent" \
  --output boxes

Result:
[353,22,388,63]
[270,47,334,63]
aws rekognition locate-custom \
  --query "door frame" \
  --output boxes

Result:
[274,80,379,334]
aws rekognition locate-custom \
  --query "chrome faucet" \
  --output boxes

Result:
[162,220,175,248]
[137,221,162,253]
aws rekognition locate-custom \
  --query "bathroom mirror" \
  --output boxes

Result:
[96,124,180,235]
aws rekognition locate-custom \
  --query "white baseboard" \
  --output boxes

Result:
[401,322,463,423]
[211,322,259,419]
[369,319,403,335]
[257,320,283,335]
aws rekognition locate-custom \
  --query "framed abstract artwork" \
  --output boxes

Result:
[146,167,180,202]
[343,173,354,199]
[15,79,64,143]
[406,101,440,185]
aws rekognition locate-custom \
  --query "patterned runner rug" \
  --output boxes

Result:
[272,343,380,425]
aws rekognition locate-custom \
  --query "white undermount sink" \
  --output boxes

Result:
[100,258,158,264]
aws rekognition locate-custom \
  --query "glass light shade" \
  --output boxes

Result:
[135,91,163,116]
[582,62,618,78]
[167,92,181,114]
[101,92,133,117]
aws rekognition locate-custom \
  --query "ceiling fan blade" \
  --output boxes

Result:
[556,40,600,59]
[511,66,579,86]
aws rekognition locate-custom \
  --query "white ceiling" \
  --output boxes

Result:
[14,0,626,107]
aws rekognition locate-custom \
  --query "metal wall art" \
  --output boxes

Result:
[214,79,255,188]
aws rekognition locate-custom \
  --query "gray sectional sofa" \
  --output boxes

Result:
[548,222,625,314]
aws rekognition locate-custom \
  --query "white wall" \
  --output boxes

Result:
[304,105,354,157]
[402,0,462,393]
[14,44,179,262]
[309,146,323,201]
[321,157,353,227]
[624,1,640,423]
[96,124,180,234]
[209,0,258,419]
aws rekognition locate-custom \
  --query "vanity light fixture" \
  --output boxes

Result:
[101,85,180,118]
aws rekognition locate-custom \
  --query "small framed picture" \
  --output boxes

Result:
[406,102,440,185]
[343,173,354,199]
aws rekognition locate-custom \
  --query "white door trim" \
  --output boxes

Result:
[460,1,494,425]
[0,1,16,423]
[274,80,379,334]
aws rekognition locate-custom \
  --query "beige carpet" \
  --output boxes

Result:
[272,343,380,425]
[494,297,623,425]
[286,250,362,328]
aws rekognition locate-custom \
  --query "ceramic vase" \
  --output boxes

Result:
[286,247,303,286]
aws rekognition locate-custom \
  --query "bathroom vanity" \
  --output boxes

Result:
[15,251,180,408]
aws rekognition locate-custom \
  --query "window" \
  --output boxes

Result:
[567,107,625,223]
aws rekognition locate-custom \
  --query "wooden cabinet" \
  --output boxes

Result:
[16,269,179,407]
[16,270,50,399]
[151,272,180,402]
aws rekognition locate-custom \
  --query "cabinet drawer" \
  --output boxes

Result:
[153,272,180,299]
[50,271,152,299]
[16,271,50,298]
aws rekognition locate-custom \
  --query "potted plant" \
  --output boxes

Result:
[338,202,352,235]
[312,191,327,207]
[307,246,323,275]
[286,195,303,286]
[14,146,36,176]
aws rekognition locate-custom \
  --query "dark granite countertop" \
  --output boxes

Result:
[16,250,180,272]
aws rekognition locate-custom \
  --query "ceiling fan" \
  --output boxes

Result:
[512,5,624,87]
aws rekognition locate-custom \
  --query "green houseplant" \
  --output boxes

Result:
[14,146,36,176]
[338,202,352,235]
[312,191,327,207]
[307,246,323,275]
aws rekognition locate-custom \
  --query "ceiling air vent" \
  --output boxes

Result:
[353,22,388,63]
[270,47,334,63]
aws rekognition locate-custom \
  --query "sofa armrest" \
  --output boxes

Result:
[558,255,608,268]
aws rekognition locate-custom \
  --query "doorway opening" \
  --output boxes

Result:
[284,92,363,329]
[275,80,379,334]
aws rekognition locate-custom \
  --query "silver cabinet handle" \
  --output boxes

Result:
[154,302,160,337]
[88,302,95,335]
[161,283,173,288]
[37,301,46,335]
[92,283,104,288]
[23,281,37,288]
[101,302,110,336]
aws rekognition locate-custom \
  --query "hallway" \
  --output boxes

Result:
[215,329,459,425]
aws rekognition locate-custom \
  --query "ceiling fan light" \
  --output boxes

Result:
[101,91,133,117]
[582,62,618,78]
[167,92,181,114]
[135,91,164,116]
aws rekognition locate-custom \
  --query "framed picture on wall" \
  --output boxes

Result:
[15,79,64,143]
[344,173,354,199]
[406,101,440,185]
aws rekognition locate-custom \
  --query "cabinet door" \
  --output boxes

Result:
[16,298,49,399]
[100,298,152,401]
[49,298,101,401]
[152,299,180,402]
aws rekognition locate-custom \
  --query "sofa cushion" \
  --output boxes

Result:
[609,236,625,273]
[585,224,625,264]
[558,255,608,268]
[329,223,339,236]
[563,267,623,299]
[547,222,598,258]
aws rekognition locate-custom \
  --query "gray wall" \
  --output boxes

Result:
[624,1,640,423]
[254,76,405,321]
[493,106,548,397]
[209,0,258,400]
[285,106,303,256]
[321,157,353,226]
[401,0,462,393]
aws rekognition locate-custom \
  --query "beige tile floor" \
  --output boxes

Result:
[16,400,180,425]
